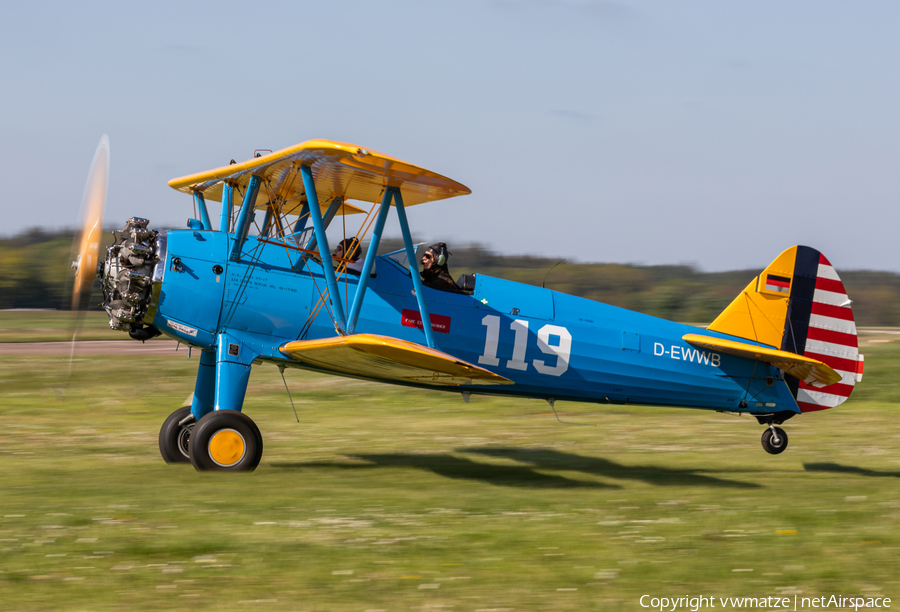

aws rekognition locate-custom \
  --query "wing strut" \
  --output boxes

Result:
[306,196,343,253]
[220,182,234,232]
[346,187,393,334]
[220,177,442,349]
[292,201,309,234]
[230,175,261,261]
[193,191,212,231]
[301,164,347,334]
[294,178,437,349]
[394,188,435,349]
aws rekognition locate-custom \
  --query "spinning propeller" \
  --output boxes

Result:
[70,134,110,313]
[64,134,110,383]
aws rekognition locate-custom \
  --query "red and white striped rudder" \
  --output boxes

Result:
[790,250,864,412]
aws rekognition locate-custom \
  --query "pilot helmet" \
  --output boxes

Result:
[426,242,450,267]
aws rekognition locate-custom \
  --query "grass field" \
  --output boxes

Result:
[0,310,125,343]
[1,326,898,610]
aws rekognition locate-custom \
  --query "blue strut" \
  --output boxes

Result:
[292,202,310,234]
[220,182,234,232]
[213,332,259,412]
[394,188,435,349]
[190,349,216,420]
[347,188,394,334]
[261,207,274,237]
[300,164,347,334]
[230,175,261,261]
[193,191,212,231]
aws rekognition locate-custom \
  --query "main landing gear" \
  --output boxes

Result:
[158,407,263,471]
[159,406,193,463]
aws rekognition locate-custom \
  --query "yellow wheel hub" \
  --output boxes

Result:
[208,428,246,467]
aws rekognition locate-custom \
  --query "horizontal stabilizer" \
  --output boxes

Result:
[280,334,513,387]
[682,333,842,388]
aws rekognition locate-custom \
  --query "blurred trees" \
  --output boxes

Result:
[2,230,898,327]
[0,229,74,309]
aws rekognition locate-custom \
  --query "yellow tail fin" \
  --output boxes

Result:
[707,246,798,347]
[707,245,863,412]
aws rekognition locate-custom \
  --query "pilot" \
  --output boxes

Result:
[333,237,364,275]
[421,242,462,293]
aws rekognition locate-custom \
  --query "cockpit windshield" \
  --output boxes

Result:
[383,242,427,271]
[287,228,313,250]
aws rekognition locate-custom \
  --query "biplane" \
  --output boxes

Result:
[71,137,865,471]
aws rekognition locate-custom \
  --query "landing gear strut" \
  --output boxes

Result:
[189,410,263,472]
[761,426,788,455]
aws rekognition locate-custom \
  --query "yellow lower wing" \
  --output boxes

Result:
[682,333,841,388]
[280,334,513,387]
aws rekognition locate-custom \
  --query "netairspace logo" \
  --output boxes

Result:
[639,594,892,611]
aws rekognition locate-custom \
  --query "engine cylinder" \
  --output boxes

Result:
[99,219,162,333]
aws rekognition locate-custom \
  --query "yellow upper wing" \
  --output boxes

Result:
[168,139,471,215]
[682,333,841,388]
[280,334,512,387]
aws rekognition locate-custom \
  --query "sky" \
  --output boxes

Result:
[2,0,898,272]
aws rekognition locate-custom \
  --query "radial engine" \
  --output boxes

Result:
[98,217,165,340]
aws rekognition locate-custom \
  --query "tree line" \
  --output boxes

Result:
[2,229,897,327]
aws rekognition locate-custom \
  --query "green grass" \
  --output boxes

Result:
[0,311,125,342]
[0,335,898,610]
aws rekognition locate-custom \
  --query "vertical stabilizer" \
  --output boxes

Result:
[707,246,864,412]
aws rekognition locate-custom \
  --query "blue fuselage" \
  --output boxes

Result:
[150,229,798,414]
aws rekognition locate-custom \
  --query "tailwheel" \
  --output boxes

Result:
[761,426,789,455]
[159,406,194,464]
[189,410,263,472]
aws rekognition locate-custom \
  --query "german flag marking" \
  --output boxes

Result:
[765,274,791,293]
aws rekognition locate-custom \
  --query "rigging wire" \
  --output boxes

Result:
[220,239,267,329]
[279,366,300,423]
[274,165,301,239]
[295,200,381,340]
[262,179,294,265]
[786,299,799,353]
[742,292,761,347]
[547,399,596,426]
[739,359,762,407]
[296,257,339,338]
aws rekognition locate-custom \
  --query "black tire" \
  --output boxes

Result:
[159,406,193,464]
[761,427,789,455]
[189,410,263,472]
